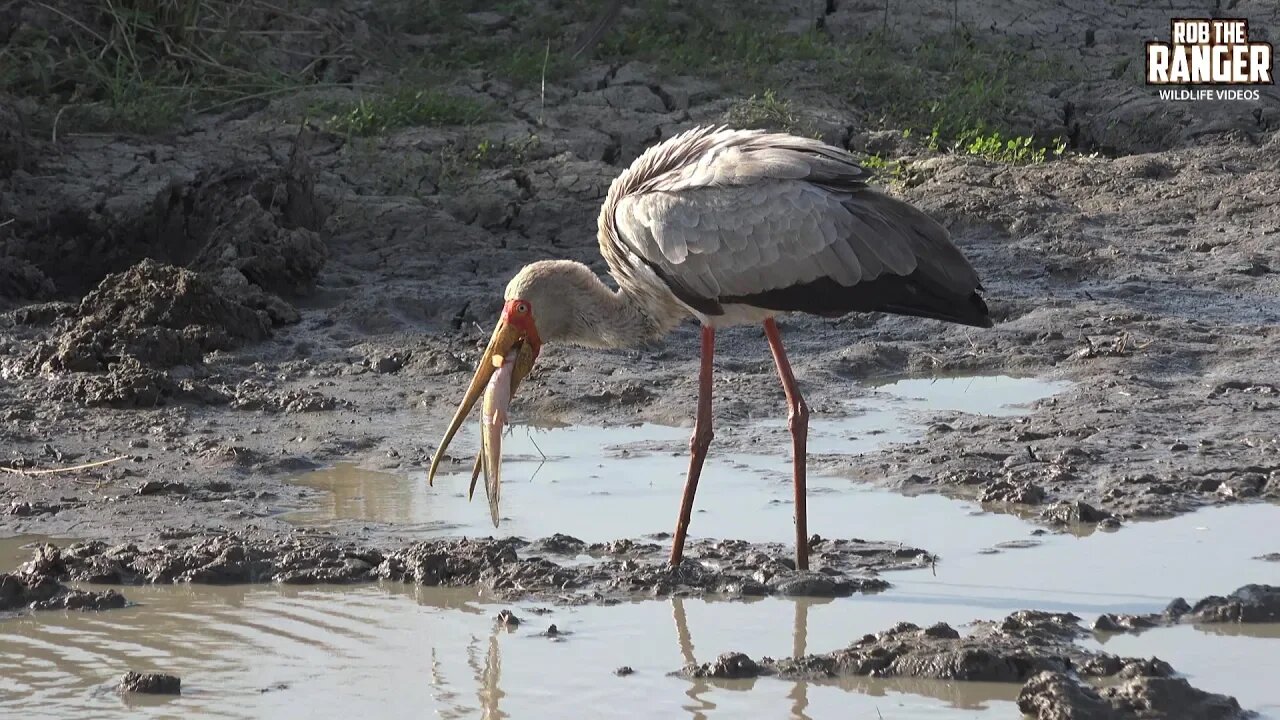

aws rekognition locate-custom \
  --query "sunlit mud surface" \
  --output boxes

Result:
[2,375,1277,718]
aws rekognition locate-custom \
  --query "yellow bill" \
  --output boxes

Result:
[427,298,541,528]
[468,341,536,526]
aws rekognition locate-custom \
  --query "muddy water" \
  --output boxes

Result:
[2,506,1277,719]
[288,375,1071,539]
[4,376,1278,718]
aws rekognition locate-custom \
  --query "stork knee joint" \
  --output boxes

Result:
[789,399,810,430]
[690,426,714,453]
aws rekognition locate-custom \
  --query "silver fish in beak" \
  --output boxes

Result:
[467,341,536,526]
[428,299,541,527]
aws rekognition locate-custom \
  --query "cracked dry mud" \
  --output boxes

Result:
[1,0,1278,717]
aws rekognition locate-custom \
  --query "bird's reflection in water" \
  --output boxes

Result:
[426,593,1018,720]
[673,597,1018,719]
[418,589,506,720]
[478,629,507,720]
[787,599,812,720]
[673,596,824,720]
[673,598,719,720]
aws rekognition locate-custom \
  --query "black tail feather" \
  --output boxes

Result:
[721,271,993,328]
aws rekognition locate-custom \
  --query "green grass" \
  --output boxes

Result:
[319,90,491,137]
[382,0,581,88]
[2,0,1078,153]
[723,90,818,136]
[952,127,1068,164]
[592,4,1073,161]
[0,0,317,133]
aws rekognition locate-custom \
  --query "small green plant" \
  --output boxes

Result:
[426,132,543,192]
[861,153,891,170]
[723,90,815,135]
[859,153,913,185]
[951,126,1068,164]
[322,90,490,136]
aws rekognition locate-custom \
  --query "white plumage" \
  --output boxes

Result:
[430,125,993,570]
[596,125,989,328]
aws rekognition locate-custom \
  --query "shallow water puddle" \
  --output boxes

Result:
[0,582,1028,719]
[5,375,1278,718]
[288,375,1070,539]
[0,540,1276,720]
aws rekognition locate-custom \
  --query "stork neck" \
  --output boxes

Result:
[567,271,679,349]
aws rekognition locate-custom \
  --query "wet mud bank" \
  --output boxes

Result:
[680,607,1270,719]
[1,532,930,608]
[1,543,125,612]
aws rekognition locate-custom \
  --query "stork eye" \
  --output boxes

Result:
[516,302,529,314]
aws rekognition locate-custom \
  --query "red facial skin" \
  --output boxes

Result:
[501,299,542,357]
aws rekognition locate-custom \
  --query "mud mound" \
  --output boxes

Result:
[1178,584,1280,624]
[26,532,926,603]
[16,260,277,374]
[0,254,53,307]
[677,610,1169,682]
[1,130,329,300]
[680,611,1250,717]
[1019,671,1250,720]
[1,545,126,612]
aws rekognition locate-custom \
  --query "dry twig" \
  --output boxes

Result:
[0,455,130,477]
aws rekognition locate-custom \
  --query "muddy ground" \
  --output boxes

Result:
[1,0,1278,715]
[0,0,1274,548]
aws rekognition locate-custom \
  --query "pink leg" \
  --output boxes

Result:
[763,318,810,571]
[670,325,715,567]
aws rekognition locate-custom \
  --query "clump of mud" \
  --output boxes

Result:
[17,532,924,604]
[32,260,279,372]
[118,672,181,695]
[680,611,1111,682]
[1174,584,1280,624]
[0,127,328,402]
[2,260,299,405]
[1019,671,1250,720]
[0,545,126,612]
[1089,585,1280,635]
[679,611,1252,718]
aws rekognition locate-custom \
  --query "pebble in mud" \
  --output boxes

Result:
[614,666,635,677]
[495,609,520,627]
[118,672,181,695]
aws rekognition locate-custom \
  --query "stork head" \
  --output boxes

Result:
[426,261,596,503]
